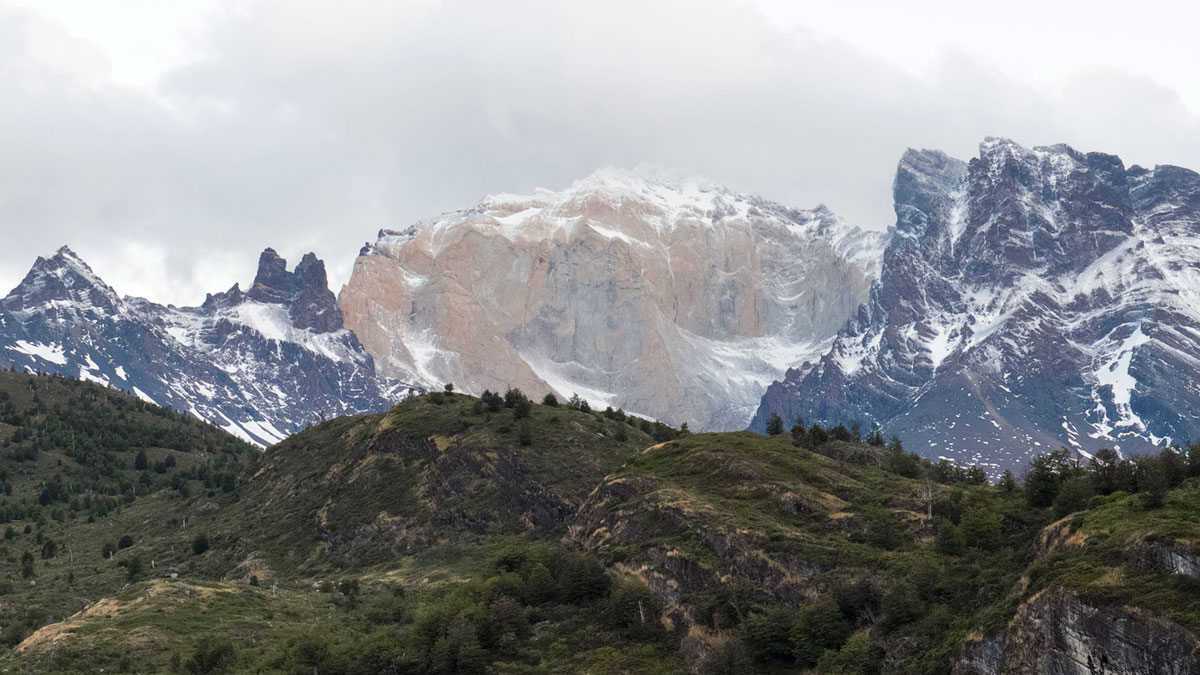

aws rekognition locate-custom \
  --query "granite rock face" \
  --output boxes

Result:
[339,165,886,431]
[0,247,413,446]
[753,138,1200,471]
[954,590,1200,675]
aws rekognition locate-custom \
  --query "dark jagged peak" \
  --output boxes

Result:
[1129,163,1200,232]
[892,148,968,243]
[244,248,343,333]
[200,282,244,313]
[1,245,121,315]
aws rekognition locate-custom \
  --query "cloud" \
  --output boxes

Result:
[1,0,1199,306]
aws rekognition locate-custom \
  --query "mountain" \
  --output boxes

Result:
[0,246,413,446]
[752,138,1200,471]
[339,165,887,431]
[6,388,1200,674]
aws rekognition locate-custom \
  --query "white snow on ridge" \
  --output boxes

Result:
[78,366,108,386]
[8,340,68,365]
[241,419,287,445]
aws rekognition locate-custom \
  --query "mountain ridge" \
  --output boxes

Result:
[0,246,414,446]
[752,137,1200,470]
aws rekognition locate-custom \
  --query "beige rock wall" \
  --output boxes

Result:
[339,168,882,430]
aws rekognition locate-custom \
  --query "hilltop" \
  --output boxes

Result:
[0,383,1198,673]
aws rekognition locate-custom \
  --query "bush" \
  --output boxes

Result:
[541,393,559,407]
[481,390,503,412]
[935,521,965,555]
[741,606,796,663]
[790,599,851,667]
[192,534,210,555]
[118,534,134,549]
[504,387,526,409]
[765,412,784,436]
[698,636,753,675]
[122,556,144,581]
[1054,475,1095,517]
[185,638,236,675]
[959,505,1002,550]
[513,397,532,420]
[815,631,882,675]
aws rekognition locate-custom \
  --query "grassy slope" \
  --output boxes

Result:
[1026,485,1200,632]
[0,371,254,645]
[2,391,689,674]
[238,393,657,576]
[1,385,1199,674]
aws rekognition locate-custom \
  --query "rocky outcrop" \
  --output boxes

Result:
[1128,539,1200,578]
[754,138,1200,470]
[339,165,886,431]
[245,248,344,333]
[954,590,1200,674]
[0,246,413,446]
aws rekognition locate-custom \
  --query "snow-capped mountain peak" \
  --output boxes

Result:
[754,138,1200,472]
[342,166,889,431]
[2,245,121,316]
[0,246,414,447]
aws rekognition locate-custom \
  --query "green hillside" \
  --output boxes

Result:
[0,369,255,651]
[1,380,1199,674]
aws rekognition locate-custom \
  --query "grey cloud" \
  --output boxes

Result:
[1,0,1198,305]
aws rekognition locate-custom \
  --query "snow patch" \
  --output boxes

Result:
[8,340,67,365]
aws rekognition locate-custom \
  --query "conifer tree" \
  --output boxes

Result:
[766,412,784,436]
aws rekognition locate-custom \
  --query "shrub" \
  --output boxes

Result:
[118,534,134,549]
[192,534,210,555]
[765,412,784,436]
[504,387,526,408]
[1054,475,1095,517]
[122,556,144,581]
[742,606,796,663]
[185,638,235,675]
[790,599,851,667]
[481,390,503,412]
[541,393,558,407]
[815,631,882,675]
[513,397,532,420]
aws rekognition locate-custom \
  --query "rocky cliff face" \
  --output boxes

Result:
[753,138,1200,470]
[339,165,886,431]
[0,246,413,445]
[954,590,1200,674]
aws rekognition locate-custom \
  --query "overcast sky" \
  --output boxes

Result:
[2,0,1199,305]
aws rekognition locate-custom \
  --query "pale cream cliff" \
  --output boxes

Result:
[338,166,886,430]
